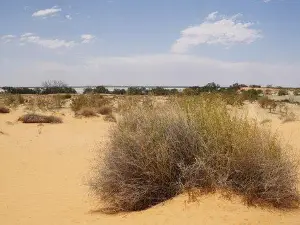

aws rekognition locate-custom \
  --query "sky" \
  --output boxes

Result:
[0,0,300,87]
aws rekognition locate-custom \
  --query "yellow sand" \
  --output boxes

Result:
[1,104,300,225]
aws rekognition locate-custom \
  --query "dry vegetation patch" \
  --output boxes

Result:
[97,105,113,115]
[103,113,117,122]
[0,106,10,113]
[18,114,63,124]
[76,107,98,117]
[90,96,300,212]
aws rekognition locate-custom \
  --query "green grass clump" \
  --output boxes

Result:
[18,114,62,124]
[90,96,299,212]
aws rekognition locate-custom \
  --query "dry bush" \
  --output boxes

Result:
[4,94,25,107]
[90,96,299,212]
[103,113,117,122]
[258,97,277,112]
[71,94,109,112]
[97,105,113,115]
[25,95,65,111]
[18,114,62,124]
[0,106,10,113]
[280,112,297,123]
[76,107,98,117]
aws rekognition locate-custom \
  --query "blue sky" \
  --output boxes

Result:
[1,0,300,86]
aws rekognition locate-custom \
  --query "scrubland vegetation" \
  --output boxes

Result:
[1,81,300,214]
[90,95,300,212]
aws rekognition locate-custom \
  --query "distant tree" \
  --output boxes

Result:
[202,82,220,92]
[229,83,247,90]
[150,87,171,96]
[94,86,110,94]
[266,84,273,88]
[278,89,288,96]
[112,89,126,95]
[41,80,76,94]
[2,87,39,94]
[127,87,148,95]
[249,84,262,88]
[83,87,94,94]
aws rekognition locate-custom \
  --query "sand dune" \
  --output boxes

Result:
[1,105,300,225]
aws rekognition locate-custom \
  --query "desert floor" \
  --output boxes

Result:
[1,103,300,225]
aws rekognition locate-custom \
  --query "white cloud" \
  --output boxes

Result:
[65,14,72,20]
[171,12,262,53]
[206,11,218,21]
[263,0,271,3]
[32,6,62,18]
[81,34,95,44]
[20,33,75,49]
[1,35,16,43]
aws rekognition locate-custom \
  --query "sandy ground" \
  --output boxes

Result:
[1,104,300,225]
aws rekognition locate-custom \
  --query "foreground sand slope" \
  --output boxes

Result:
[1,106,300,225]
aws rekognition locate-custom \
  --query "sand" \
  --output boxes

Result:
[1,104,300,225]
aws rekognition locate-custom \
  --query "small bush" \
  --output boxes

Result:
[293,89,300,96]
[18,114,62,123]
[258,97,277,112]
[76,108,98,117]
[281,112,297,123]
[90,96,299,212]
[71,95,109,112]
[4,94,25,107]
[97,105,113,115]
[278,89,288,96]
[61,94,72,99]
[0,106,10,113]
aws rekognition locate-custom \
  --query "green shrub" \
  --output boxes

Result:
[293,89,300,96]
[242,89,263,102]
[278,89,288,96]
[90,96,299,212]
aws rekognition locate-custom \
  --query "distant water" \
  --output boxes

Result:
[74,86,186,94]
[0,86,187,94]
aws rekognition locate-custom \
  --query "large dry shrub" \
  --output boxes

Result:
[0,106,10,113]
[18,114,62,123]
[90,96,299,212]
